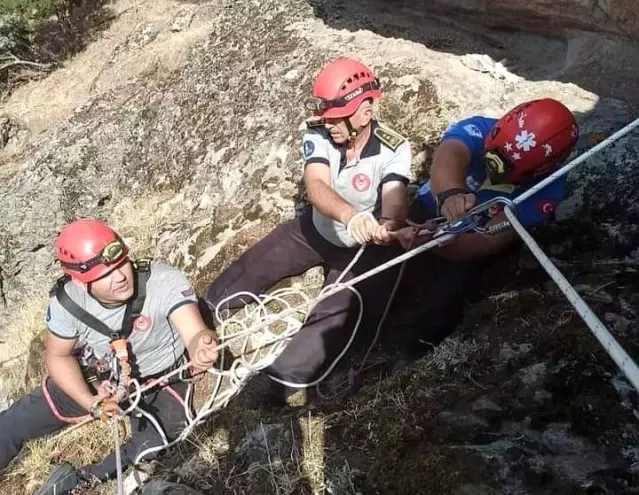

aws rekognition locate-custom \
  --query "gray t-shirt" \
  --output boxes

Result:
[301,120,413,248]
[46,262,198,378]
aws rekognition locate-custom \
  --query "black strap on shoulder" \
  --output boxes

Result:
[120,260,150,339]
[54,260,152,341]
[56,280,114,337]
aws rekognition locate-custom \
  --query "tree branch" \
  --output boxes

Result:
[0,58,54,73]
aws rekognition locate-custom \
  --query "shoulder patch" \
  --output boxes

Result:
[303,140,315,159]
[463,124,483,139]
[374,125,406,151]
[306,118,325,128]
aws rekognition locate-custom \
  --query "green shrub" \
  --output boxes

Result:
[0,0,69,21]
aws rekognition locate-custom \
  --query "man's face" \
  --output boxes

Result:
[323,116,351,144]
[322,101,373,145]
[85,260,135,305]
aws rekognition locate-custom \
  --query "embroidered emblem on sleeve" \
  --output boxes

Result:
[374,125,406,151]
[303,140,315,159]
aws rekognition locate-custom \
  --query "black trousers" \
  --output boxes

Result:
[0,376,187,479]
[205,210,401,388]
[385,253,487,354]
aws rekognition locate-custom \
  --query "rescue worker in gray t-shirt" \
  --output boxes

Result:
[0,219,220,495]
[205,57,413,404]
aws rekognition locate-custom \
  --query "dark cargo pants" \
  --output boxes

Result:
[205,210,401,389]
[0,376,188,479]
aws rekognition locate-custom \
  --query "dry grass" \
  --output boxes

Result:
[0,292,49,401]
[0,419,118,494]
[425,336,481,372]
[299,412,326,494]
[0,292,126,494]
[0,290,47,364]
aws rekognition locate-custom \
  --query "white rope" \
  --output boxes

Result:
[127,237,445,470]
[504,207,639,391]
[112,419,124,495]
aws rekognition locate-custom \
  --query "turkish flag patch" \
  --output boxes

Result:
[133,315,152,332]
[537,200,557,216]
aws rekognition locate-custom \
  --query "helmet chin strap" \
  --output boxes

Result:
[344,117,360,142]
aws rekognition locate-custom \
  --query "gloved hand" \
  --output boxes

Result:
[89,397,121,422]
[440,192,476,222]
[346,211,378,244]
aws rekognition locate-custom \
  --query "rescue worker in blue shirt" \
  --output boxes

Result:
[390,98,579,350]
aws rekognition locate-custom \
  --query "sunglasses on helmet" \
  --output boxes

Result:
[60,238,127,274]
[304,79,380,113]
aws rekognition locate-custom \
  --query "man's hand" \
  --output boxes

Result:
[346,212,378,244]
[188,330,220,375]
[96,380,116,399]
[390,226,434,249]
[371,224,393,245]
[390,227,414,249]
[90,397,121,422]
[441,192,476,222]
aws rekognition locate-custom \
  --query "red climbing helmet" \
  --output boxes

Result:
[305,57,382,118]
[55,219,129,283]
[484,98,579,184]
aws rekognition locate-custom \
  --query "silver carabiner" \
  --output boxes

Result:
[432,196,518,236]
[466,196,516,217]
[468,196,516,234]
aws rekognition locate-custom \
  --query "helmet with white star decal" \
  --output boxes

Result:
[484,98,579,184]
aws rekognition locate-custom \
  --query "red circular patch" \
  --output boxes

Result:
[351,173,371,192]
[133,315,152,332]
[537,200,557,215]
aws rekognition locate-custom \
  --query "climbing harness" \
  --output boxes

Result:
[44,260,153,421]
[52,258,151,388]
[48,116,639,493]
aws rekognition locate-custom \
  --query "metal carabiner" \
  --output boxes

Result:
[466,196,517,234]
[433,196,518,236]
[466,196,516,217]
[438,215,481,236]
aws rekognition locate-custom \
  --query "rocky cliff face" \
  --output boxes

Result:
[430,0,639,39]
[0,0,637,493]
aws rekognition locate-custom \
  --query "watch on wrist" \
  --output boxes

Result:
[435,188,467,215]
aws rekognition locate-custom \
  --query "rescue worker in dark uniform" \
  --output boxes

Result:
[204,57,413,402]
